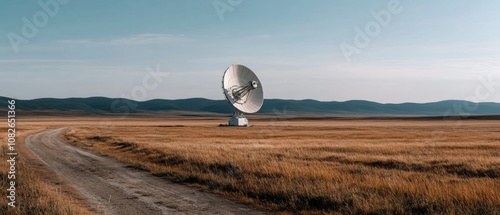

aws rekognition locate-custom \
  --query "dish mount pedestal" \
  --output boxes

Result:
[228,110,248,126]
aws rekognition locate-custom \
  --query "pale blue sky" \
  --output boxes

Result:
[1,0,499,102]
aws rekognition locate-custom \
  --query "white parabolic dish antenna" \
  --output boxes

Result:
[222,64,264,126]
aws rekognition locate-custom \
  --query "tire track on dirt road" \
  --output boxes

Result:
[25,127,267,215]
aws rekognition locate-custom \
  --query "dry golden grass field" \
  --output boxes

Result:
[2,116,500,214]
[64,117,500,214]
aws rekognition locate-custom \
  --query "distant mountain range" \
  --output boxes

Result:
[1,96,499,116]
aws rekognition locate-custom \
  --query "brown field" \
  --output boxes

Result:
[63,117,500,214]
[1,116,500,214]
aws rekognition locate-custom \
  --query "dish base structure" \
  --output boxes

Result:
[228,116,248,126]
[228,110,249,126]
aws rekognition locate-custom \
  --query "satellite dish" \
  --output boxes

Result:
[222,64,264,126]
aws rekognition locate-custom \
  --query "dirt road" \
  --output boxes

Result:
[25,128,267,215]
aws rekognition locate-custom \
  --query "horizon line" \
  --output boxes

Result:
[1,96,498,105]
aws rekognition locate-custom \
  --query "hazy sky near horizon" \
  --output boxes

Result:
[1,0,499,103]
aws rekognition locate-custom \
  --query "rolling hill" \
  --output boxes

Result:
[0,96,499,116]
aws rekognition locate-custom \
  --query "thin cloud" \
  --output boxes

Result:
[0,59,87,64]
[106,34,193,45]
[57,40,93,45]
[56,34,193,46]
